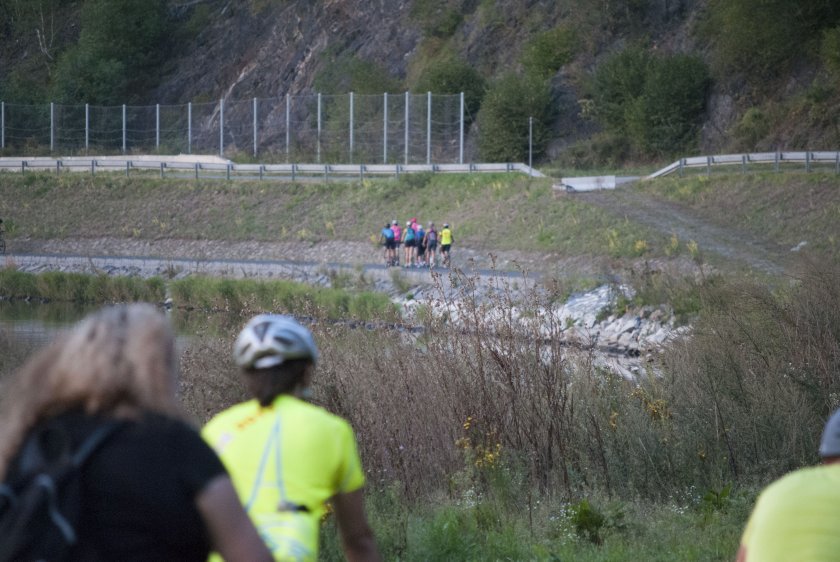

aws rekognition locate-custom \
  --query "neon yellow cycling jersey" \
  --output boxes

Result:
[440,227,452,245]
[739,464,840,561]
[203,394,365,561]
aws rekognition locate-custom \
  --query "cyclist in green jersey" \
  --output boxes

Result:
[203,315,380,562]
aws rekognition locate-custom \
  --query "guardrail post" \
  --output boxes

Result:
[259,164,264,181]
[194,162,199,179]
[806,151,811,173]
[835,152,839,175]
[85,103,89,152]
[383,92,388,164]
[226,163,231,181]
[774,151,780,173]
[395,164,400,178]
[21,161,25,174]
[91,159,95,175]
[360,164,364,180]
[125,160,130,178]
[50,102,55,152]
[741,154,747,174]
[679,158,684,177]
[291,163,296,182]
[324,164,328,182]
[56,160,60,175]
[707,156,712,176]
[1,101,5,150]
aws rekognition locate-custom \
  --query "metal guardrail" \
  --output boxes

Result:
[0,157,544,180]
[647,151,840,179]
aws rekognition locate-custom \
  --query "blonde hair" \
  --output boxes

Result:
[0,303,182,478]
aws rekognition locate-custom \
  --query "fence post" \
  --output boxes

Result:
[317,92,322,164]
[426,91,431,164]
[1,101,4,150]
[349,92,354,163]
[188,102,192,154]
[253,97,258,158]
[50,102,55,153]
[528,116,533,170]
[219,98,224,157]
[285,93,290,162]
[156,103,160,150]
[459,92,464,165]
[122,104,126,154]
[404,91,409,165]
[85,104,89,152]
[383,92,388,164]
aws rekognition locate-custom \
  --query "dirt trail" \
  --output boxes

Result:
[575,188,791,276]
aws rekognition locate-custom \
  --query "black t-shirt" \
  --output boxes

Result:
[61,412,226,561]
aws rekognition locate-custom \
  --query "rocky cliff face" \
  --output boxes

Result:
[159,1,420,102]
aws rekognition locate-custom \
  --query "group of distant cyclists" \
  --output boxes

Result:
[379,218,453,269]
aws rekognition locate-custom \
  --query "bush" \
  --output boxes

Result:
[521,25,577,80]
[313,55,402,95]
[626,54,710,155]
[591,48,709,157]
[415,57,486,122]
[704,0,840,84]
[51,0,172,103]
[821,25,840,80]
[410,0,464,38]
[476,73,553,162]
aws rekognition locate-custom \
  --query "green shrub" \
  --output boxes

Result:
[414,57,487,121]
[591,48,709,156]
[733,107,771,150]
[51,0,172,103]
[410,0,464,38]
[476,72,553,162]
[704,0,840,84]
[521,25,577,79]
[626,54,710,155]
[821,25,840,80]
[313,55,402,95]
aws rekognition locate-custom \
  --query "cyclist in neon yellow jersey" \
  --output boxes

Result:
[203,315,380,562]
[737,408,840,562]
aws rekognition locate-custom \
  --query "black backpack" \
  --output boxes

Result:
[0,418,123,562]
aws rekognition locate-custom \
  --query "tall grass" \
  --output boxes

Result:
[169,276,398,321]
[0,269,165,303]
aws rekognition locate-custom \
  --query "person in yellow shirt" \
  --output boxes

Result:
[737,409,840,562]
[203,315,380,562]
[439,223,453,268]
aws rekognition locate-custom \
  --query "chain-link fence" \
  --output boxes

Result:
[0,92,468,163]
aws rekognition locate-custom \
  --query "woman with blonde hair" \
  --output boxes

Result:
[0,303,271,561]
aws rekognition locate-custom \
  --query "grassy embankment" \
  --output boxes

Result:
[2,170,839,559]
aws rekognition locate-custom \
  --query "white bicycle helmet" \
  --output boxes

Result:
[234,314,319,370]
[820,408,840,457]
